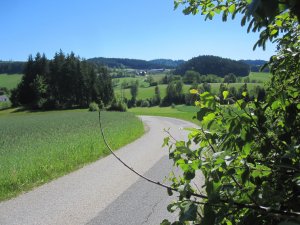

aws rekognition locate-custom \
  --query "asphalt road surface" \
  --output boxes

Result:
[0,116,200,225]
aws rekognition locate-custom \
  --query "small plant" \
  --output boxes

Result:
[88,102,99,112]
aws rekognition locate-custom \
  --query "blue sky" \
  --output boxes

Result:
[0,0,276,61]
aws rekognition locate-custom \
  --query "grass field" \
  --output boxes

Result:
[114,72,271,101]
[0,74,22,90]
[0,109,144,201]
[115,82,263,100]
[248,72,272,83]
[129,105,200,125]
[114,84,191,100]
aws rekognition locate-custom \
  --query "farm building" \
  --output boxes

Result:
[0,95,9,102]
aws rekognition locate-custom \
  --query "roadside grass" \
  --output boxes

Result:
[129,105,200,125]
[0,109,144,201]
[0,74,22,90]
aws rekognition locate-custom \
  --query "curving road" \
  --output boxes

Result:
[0,116,200,225]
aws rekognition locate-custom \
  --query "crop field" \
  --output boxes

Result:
[0,74,22,90]
[0,109,144,201]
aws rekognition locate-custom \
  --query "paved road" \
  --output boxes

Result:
[0,116,199,225]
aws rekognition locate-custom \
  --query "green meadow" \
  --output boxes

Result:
[0,74,22,90]
[129,105,200,125]
[0,109,144,201]
[248,72,272,83]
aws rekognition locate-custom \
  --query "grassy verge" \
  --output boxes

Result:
[129,105,200,125]
[0,109,144,201]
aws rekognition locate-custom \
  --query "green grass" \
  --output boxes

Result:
[129,105,200,125]
[0,109,144,201]
[115,84,191,100]
[249,72,272,83]
[115,82,264,100]
[0,74,22,90]
[0,101,11,110]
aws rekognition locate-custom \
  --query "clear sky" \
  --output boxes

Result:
[0,0,276,61]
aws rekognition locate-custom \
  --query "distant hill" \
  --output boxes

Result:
[87,57,183,69]
[149,59,185,68]
[240,59,269,72]
[0,61,25,74]
[174,55,250,77]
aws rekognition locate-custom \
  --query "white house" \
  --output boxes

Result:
[0,95,9,102]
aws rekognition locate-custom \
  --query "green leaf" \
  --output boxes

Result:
[197,108,213,121]
[160,219,171,225]
[275,19,283,27]
[270,29,278,35]
[190,89,198,94]
[179,202,198,222]
[242,91,247,97]
[271,100,281,110]
[242,143,251,155]
[241,166,250,184]
[203,112,216,123]
[223,90,229,100]
[184,170,195,180]
[228,4,236,14]
[162,137,170,147]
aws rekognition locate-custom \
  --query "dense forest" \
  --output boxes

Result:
[148,59,185,68]
[87,57,184,69]
[11,51,114,109]
[0,61,25,74]
[174,55,250,77]
[0,57,266,75]
[240,59,269,72]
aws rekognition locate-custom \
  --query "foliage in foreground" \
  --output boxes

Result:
[162,0,300,224]
[0,110,144,201]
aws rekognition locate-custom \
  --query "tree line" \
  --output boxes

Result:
[87,57,176,69]
[0,61,25,74]
[11,50,114,109]
[174,55,250,77]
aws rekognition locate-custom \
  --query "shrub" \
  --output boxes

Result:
[141,100,150,107]
[88,102,99,112]
[108,99,127,112]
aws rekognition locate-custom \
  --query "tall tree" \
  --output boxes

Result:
[12,50,114,109]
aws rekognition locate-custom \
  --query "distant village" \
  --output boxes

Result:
[136,68,165,76]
